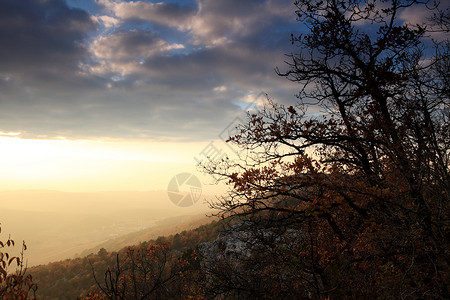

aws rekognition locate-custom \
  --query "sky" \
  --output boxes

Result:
[0,0,439,192]
[0,0,302,192]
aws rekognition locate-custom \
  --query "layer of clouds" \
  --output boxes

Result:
[0,0,97,79]
[0,0,298,141]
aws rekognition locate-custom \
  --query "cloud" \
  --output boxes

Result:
[99,0,294,47]
[213,86,227,92]
[0,0,97,79]
[113,1,195,31]
[97,15,121,28]
[0,0,299,141]
[85,0,296,93]
[189,0,294,46]
[399,3,448,41]
[399,4,432,26]
[90,30,184,75]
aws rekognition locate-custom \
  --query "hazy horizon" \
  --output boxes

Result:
[0,189,215,266]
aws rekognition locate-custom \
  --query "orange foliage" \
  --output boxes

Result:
[0,225,37,299]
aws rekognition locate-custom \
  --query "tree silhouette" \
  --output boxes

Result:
[203,0,449,297]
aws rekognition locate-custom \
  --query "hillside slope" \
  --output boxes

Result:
[29,217,224,299]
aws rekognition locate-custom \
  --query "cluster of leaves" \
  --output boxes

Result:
[202,0,449,298]
[0,225,37,299]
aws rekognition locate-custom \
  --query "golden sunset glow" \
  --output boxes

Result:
[0,136,211,192]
